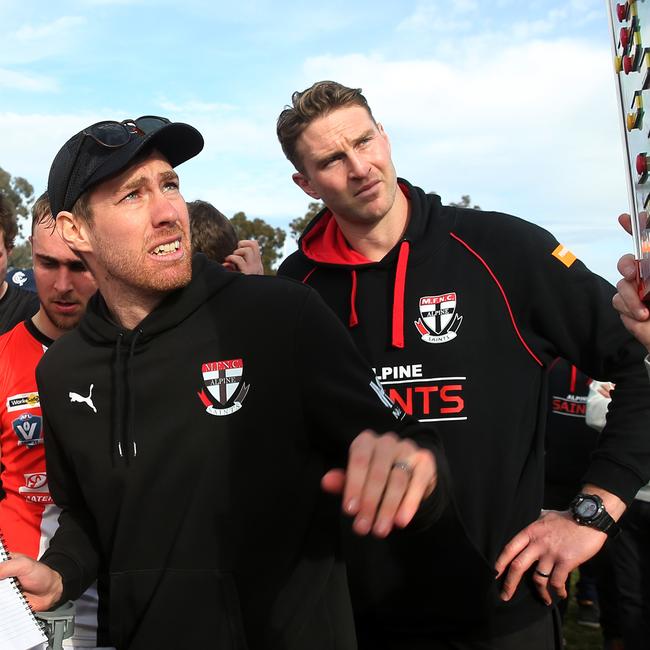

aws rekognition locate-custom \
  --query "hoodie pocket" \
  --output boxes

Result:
[108,568,248,650]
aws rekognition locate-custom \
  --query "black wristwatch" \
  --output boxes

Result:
[569,493,620,538]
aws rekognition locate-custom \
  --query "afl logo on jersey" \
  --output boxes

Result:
[414,293,463,344]
[12,413,43,447]
[197,358,250,416]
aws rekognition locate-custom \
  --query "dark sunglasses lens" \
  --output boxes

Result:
[88,122,131,147]
[134,116,170,134]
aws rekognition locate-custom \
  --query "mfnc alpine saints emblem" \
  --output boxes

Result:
[197,358,250,416]
[414,293,463,344]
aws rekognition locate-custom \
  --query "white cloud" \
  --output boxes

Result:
[158,100,237,114]
[1,16,87,65]
[397,0,478,33]
[298,38,629,281]
[0,112,109,192]
[14,16,86,41]
[0,68,58,92]
[82,0,143,4]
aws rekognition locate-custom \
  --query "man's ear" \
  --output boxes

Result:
[377,122,391,152]
[56,211,92,254]
[292,172,321,200]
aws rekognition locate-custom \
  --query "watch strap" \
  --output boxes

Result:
[570,493,621,538]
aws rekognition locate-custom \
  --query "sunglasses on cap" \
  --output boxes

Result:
[82,116,171,148]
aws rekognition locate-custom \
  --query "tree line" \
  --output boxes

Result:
[1,166,479,275]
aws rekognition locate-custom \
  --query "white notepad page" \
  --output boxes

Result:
[0,536,48,650]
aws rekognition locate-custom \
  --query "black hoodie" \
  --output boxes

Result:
[278,179,650,643]
[36,254,446,650]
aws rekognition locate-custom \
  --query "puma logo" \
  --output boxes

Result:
[69,384,97,413]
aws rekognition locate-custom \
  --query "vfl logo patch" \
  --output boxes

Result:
[7,392,40,412]
[12,413,43,447]
[197,359,250,417]
[414,293,463,344]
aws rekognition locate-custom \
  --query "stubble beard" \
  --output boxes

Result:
[41,302,83,333]
[97,233,192,296]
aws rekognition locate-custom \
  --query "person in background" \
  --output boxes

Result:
[277,80,650,649]
[7,266,36,292]
[587,371,649,650]
[544,359,623,649]
[188,199,263,274]
[0,192,104,648]
[0,193,38,333]
[612,213,650,380]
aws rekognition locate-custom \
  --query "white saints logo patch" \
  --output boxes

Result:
[198,358,250,416]
[414,293,463,344]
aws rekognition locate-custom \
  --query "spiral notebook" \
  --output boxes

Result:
[0,534,48,650]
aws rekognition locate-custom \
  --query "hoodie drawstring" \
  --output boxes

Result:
[391,241,410,349]
[349,270,359,327]
[113,333,124,465]
[125,330,142,460]
[112,328,143,465]
[346,240,410,348]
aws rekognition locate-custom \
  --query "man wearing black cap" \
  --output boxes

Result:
[0,116,447,650]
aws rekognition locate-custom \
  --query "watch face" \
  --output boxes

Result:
[577,499,599,519]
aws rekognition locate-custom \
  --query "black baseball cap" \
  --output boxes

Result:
[48,116,204,218]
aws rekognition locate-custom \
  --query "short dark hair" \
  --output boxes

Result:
[0,193,18,251]
[277,80,374,171]
[31,191,53,234]
[188,200,238,263]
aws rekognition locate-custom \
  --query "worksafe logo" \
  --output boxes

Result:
[197,358,250,417]
[7,392,40,412]
[414,293,463,344]
[12,413,43,447]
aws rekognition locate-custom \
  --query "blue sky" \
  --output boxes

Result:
[0,0,632,281]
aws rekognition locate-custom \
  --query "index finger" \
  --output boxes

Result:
[619,212,632,235]
[494,529,532,579]
[342,430,378,517]
[614,278,649,320]
[617,253,637,282]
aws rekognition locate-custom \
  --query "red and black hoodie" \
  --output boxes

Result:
[279,178,650,644]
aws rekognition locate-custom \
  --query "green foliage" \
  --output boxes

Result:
[0,166,35,241]
[448,194,481,210]
[8,241,32,268]
[290,201,324,241]
[231,211,286,275]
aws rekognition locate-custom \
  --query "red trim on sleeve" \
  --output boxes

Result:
[450,232,543,367]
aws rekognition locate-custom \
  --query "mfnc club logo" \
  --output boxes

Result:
[414,293,463,344]
[197,358,250,417]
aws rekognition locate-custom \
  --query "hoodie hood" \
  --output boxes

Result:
[79,254,238,465]
[296,179,453,348]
